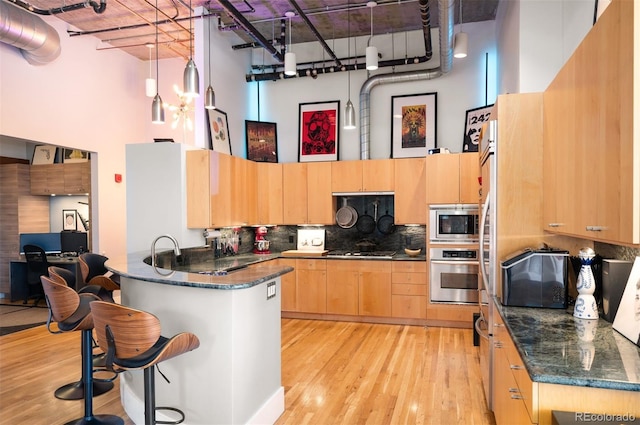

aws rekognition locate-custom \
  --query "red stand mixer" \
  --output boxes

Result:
[253,226,271,254]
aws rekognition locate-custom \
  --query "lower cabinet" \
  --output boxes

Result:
[358,261,392,317]
[493,312,535,425]
[278,258,297,312]
[391,261,427,319]
[295,259,327,314]
[326,260,359,315]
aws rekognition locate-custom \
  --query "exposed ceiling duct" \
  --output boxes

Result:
[359,0,454,160]
[0,0,61,65]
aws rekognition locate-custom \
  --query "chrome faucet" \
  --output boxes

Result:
[151,234,181,268]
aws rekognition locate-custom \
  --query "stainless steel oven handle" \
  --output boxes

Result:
[430,260,479,266]
[479,192,490,291]
[475,315,490,340]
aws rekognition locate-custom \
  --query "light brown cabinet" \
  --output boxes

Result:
[331,159,394,193]
[326,260,359,315]
[295,259,326,313]
[492,312,535,425]
[543,0,639,245]
[30,163,90,195]
[186,151,258,228]
[278,258,297,311]
[283,162,335,225]
[425,153,479,205]
[256,162,283,225]
[358,261,392,317]
[394,158,426,224]
[391,261,427,319]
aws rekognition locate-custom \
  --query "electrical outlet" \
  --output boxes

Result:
[266,281,276,300]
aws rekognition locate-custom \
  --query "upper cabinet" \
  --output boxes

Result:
[394,158,426,224]
[331,159,394,193]
[284,162,334,225]
[543,0,639,245]
[425,153,479,205]
[30,162,90,195]
[186,151,257,228]
[256,162,284,225]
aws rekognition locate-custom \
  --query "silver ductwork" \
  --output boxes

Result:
[0,1,61,65]
[359,0,455,159]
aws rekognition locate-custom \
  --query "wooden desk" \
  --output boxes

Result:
[10,257,83,302]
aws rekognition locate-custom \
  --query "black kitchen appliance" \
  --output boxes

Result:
[501,247,569,308]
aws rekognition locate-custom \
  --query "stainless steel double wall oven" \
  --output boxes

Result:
[429,204,480,304]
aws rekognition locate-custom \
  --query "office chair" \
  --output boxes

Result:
[23,244,48,306]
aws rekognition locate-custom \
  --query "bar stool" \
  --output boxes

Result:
[78,253,120,292]
[89,301,200,425]
[40,276,123,425]
[47,266,115,400]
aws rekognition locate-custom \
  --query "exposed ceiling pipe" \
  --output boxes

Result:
[5,0,107,15]
[0,1,61,65]
[288,0,342,68]
[214,0,284,62]
[359,0,454,159]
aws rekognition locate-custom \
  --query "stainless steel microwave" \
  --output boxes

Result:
[429,205,479,243]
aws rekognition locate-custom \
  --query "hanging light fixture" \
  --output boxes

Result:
[151,0,164,124]
[344,0,356,130]
[284,11,296,76]
[204,11,216,110]
[365,2,378,71]
[183,0,200,97]
[145,43,156,97]
[453,0,468,58]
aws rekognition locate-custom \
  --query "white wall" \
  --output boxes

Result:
[252,20,497,161]
[496,0,594,94]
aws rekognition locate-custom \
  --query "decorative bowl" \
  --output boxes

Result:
[404,248,422,257]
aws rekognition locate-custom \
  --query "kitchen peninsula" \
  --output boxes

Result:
[105,251,292,425]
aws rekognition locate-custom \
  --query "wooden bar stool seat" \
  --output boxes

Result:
[41,276,123,425]
[79,253,120,292]
[90,301,200,425]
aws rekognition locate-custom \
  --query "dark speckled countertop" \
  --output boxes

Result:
[496,300,640,392]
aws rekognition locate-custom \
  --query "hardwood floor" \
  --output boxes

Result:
[0,319,494,425]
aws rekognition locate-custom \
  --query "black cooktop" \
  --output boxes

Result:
[326,250,396,259]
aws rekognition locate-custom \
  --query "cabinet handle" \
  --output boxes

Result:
[508,387,519,393]
[586,226,606,232]
[547,223,564,228]
[510,364,524,370]
[494,342,503,348]
[510,394,524,400]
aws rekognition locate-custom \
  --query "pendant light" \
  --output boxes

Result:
[183,0,200,97]
[145,43,156,97]
[284,11,296,76]
[453,0,468,59]
[365,2,378,71]
[151,0,164,124]
[344,1,356,130]
[204,11,216,110]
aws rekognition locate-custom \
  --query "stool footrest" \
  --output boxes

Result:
[155,406,185,425]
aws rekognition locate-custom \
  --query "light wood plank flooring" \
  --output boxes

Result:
[0,319,494,424]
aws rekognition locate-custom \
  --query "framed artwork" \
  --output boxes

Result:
[613,257,640,347]
[207,108,232,155]
[298,100,339,162]
[63,149,89,163]
[463,105,494,153]
[245,120,278,163]
[31,145,57,165]
[62,209,77,231]
[391,93,437,158]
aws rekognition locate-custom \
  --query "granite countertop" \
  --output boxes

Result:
[497,301,640,392]
[105,251,291,290]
